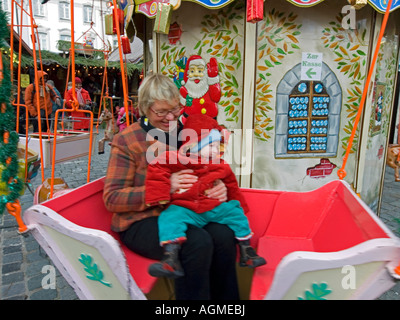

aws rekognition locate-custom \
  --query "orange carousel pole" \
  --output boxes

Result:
[96,55,109,132]
[112,0,130,126]
[9,0,32,184]
[50,0,94,198]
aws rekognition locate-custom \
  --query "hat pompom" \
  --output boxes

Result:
[183,114,220,137]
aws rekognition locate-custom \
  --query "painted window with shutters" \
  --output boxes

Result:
[275,63,342,158]
[287,81,330,153]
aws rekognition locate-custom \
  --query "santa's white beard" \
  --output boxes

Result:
[185,76,209,99]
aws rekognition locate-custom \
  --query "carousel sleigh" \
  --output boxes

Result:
[19,131,97,169]
[22,178,400,300]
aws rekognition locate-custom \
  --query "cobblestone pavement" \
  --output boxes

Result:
[0,128,399,299]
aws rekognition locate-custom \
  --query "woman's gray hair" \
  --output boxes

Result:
[138,73,179,116]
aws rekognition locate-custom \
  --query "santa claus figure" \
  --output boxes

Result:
[179,55,221,123]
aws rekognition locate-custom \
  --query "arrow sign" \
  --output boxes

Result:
[306,68,317,79]
[301,52,323,81]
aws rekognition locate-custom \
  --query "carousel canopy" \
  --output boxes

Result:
[133,0,400,16]
[286,0,399,13]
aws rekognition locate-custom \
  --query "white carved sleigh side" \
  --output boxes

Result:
[23,177,156,300]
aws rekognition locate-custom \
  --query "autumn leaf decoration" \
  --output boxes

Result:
[160,44,187,78]
[159,1,244,124]
[321,15,367,155]
[255,10,302,141]
[194,1,244,123]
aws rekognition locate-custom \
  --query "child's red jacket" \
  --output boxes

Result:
[145,150,249,214]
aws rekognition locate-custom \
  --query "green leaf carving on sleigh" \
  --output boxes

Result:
[79,254,112,288]
[298,282,332,300]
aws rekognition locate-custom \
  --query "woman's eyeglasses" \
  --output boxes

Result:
[150,105,182,117]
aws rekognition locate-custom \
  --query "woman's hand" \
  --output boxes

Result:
[205,179,227,202]
[170,169,198,194]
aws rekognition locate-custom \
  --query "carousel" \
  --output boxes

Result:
[137,0,400,212]
[2,0,400,300]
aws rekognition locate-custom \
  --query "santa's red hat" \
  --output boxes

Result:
[183,55,206,83]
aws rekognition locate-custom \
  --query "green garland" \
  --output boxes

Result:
[0,8,24,214]
[15,50,143,78]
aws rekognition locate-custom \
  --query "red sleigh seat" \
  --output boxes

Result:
[249,180,395,300]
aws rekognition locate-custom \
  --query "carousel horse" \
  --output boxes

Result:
[98,108,118,154]
[387,144,400,182]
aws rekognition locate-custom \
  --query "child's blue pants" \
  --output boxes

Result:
[158,200,252,245]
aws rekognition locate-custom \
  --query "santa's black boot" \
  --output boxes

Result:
[238,240,266,268]
[148,243,184,278]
